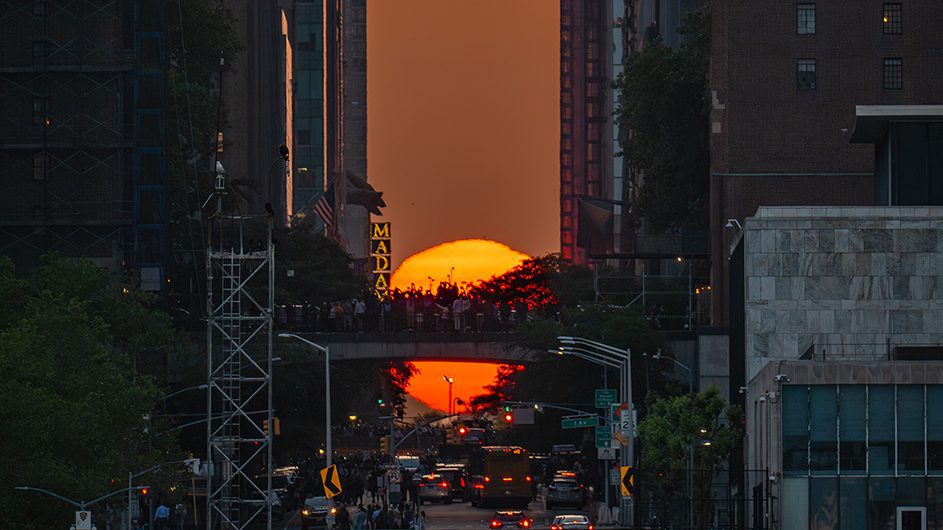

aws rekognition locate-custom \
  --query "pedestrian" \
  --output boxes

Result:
[174,502,187,530]
[355,298,366,332]
[353,504,368,530]
[336,502,351,529]
[154,502,171,530]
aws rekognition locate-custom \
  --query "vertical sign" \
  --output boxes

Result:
[371,222,391,298]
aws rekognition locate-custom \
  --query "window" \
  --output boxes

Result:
[783,386,810,474]
[928,386,943,472]
[798,59,817,90]
[839,386,867,473]
[869,386,896,474]
[898,386,925,474]
[33,153,46,180]
[797,4,816,34]
[883,3,902,34]
[810,386,838,474]
[884,58,902,89]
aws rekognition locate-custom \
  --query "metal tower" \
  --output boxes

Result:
[206,191,274,529]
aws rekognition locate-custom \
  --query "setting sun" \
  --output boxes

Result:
[391,239,529,292]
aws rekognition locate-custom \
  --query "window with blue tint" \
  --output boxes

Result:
[810,386,838,474]
[928,478,943,529]
[869,386,896,474]
[809,478,838,529]
[869,478,896,530]
[840,478,867,530]
[898,477,926,505]
[781,478,809,530]
[783,386,810,474]
[898,386,925,474]
[929,386,943,473]
[839,385,867,473]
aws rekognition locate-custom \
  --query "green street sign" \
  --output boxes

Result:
[561,416,598,429]
[595,426,612,448]
[595,389,618,409]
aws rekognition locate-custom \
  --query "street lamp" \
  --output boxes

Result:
[442,375,454,415]
[161,384,208,401]
[279,332,332,467]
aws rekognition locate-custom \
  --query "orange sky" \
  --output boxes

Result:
[367,1,560,271]
[368,1,559,413]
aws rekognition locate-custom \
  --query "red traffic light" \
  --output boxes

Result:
[458,426,468,435]
[504,413,513,422]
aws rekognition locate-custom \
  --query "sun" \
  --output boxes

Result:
[391,239,530,291]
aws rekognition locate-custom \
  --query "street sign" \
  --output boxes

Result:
[75,511,92,530]
[320,464,343,498]
[595,389,618,409]
[598,447,616,459]
[620,466,635,497]
[561,416,598,429]
[620,408,633,437]
[388,469,401,484]
[595,426,611,448]
[612,431,629,447]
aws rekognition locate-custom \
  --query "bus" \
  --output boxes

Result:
[467,446,533,508]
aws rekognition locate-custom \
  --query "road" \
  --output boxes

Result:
[281,499,594,529]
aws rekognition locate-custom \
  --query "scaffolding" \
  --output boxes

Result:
[205,208,274,530]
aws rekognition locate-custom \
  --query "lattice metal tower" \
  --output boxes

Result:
[205,191,274,529]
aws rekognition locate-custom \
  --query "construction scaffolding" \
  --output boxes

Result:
[205,206,274,530]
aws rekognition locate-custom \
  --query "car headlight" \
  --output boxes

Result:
[301,507,310,517]
[330,507,337,515]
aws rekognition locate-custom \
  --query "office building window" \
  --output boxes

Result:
[884,58,902,89]
[797,4,816,34]
[798,59,817,90]
[883,3,902,34]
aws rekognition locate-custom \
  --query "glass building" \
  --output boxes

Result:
[293,1,325,212]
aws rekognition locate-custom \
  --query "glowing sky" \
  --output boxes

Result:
[367,0,560,271]
[368,2,559,412]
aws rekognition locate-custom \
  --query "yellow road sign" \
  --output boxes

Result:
[620,466,634,497]
[320,464,343,498]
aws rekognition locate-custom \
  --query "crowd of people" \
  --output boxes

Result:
[276,281,532,334]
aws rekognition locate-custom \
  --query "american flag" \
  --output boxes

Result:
[313,182,334,227]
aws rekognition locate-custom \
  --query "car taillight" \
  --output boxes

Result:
[474,483,485,489]
[502,477,513,482]
[484,476,491,482]
[520,519,531,528]
[460,477,466,487]
[525,475,532,482]
[439,481,449,488]
[588,525,594,530]
[418,483,425,488]
[490,520,502,528]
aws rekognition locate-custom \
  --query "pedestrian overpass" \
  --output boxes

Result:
[283,331,542,363]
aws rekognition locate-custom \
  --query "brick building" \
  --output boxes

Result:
[708,1,943,326]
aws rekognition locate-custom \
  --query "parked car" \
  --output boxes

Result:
[545,478,585,510]
[550,514,594,530]
[418,473,453,504]
[488,510,533,528]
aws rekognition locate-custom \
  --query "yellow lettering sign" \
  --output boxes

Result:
[374,255,390,272]
[372,239,390,255]
[371,222,390,238]
[374,273,389,289]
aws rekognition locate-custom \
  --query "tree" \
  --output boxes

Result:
[469,254,594,313]
[614,4,710,233]
[274,226,365,305]
[636,387,743,529]
[0,256,182,529]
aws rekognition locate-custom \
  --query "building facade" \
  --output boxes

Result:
[709,1,943,326]
[0,0,168,289]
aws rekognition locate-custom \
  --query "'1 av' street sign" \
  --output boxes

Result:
[595,389,618,409]
[561,416,598,429]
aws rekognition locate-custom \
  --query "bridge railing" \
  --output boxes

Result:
[274,302,531,334]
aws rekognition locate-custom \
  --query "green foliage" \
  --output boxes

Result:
[0,256,182,529]
[615,4,710,233]
[470,254,595,313]
[636,387,743,527]
[274,227,365,304]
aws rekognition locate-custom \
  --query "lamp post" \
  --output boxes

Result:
[161,384,208,402]
[279,333,332,467]
[557,336,634,527]
[442,375,454,415]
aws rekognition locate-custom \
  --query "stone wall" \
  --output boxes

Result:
[744,206,943,380]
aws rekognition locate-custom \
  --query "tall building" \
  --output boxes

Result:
[0,1,168,290]
[708,0,943,326]
[560,0,614,264]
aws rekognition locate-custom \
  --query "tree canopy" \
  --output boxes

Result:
[0,256,182,529]
[615,5,710,233]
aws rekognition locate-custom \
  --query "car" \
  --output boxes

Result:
[435,464,468,500]
[300,496,335,530]
[550,514,594,530]
[488,510,533,528]
[418,473,453,504]
[545,478,585,510]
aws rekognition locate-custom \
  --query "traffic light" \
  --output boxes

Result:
[504,412,513,423]
[380,435,390,454]
[140,487,149,497]
[458,425,468,436]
